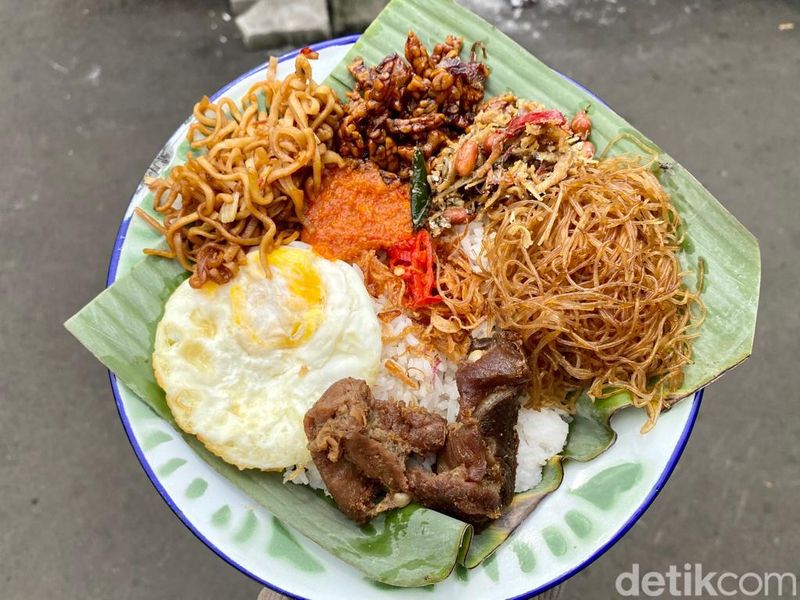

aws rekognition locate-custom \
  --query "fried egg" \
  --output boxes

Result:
[153,244,382,470]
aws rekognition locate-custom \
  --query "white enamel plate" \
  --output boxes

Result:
[107,37,701,600]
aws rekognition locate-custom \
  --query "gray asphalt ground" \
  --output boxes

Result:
[1,1,798,598]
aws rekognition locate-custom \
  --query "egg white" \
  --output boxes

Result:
[153,245,382,470]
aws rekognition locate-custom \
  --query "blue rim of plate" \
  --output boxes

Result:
[105,34,703,600]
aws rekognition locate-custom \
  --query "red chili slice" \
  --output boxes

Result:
[388,230,441,308]
[505,109,566,138]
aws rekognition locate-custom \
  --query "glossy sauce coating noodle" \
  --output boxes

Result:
[138,51,344,287]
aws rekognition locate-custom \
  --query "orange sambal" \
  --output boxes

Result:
[302,162,413,260]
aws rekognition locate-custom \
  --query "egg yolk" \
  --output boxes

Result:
[230,247,326,350]
[266,246,324,306]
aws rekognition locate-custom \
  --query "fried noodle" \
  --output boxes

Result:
[482,156,705,428]
[138,52,344,287]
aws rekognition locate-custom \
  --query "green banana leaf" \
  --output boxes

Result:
[65,257,472,588]
[465,456,564,569]
[324,0,759,569]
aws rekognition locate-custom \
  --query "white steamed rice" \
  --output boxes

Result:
[514,407,569,492]
[371,307,462,423]
[287,234,569,494]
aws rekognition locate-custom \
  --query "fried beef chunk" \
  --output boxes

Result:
[407,334,530,526]
[304,378,447,523]
[304,334,531,527]
[337,31,489,177]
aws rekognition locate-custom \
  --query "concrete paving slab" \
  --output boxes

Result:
[330,0,389,35]
[236,0,330,50]
[230,0,257,16]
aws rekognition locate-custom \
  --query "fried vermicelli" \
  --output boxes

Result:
[481,156,705,428]
[138,51,344,287]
